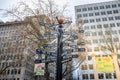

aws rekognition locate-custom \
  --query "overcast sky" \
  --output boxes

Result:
[0,0,114,22]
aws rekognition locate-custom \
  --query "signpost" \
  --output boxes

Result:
[34,17,85,80]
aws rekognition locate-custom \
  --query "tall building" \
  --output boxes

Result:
[75,0,120,80]
[0,21,35,80]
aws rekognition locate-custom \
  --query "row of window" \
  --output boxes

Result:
[86,37,119,44]
[82,73,116,79]
[0,41,24,48]
[85,31,119,37]
[0,24,23,31]
[76,3,120,12]
[86,44,120,52]
[0,78,20,80]
[0,54,23,60]
[0,36,23,42]
[0,47,24,54]
[83,23,120,30]
[78,16,120,24]
[0,61,22,67]
[77,10,119,18]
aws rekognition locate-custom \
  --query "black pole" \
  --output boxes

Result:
[56,25,63,80]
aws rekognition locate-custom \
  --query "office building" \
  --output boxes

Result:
[0,21,35,80]
[75,0,120,80]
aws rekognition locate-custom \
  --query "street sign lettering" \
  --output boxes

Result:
[35,58,56,63]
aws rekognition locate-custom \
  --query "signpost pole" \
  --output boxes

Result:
[56,26,63,80]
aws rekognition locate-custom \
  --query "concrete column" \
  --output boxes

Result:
[91,54,98,80]
[111,53,120,80]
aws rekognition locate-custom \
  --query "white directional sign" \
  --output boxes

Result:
[35,58,57,63]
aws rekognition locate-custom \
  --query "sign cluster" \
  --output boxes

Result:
[34,21,86,64]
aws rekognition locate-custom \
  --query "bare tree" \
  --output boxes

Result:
[98,27,120,79]
[0,0,86,79]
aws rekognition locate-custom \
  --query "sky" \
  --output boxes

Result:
[0,0,114,22]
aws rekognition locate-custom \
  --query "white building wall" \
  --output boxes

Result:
[75,1,120,80]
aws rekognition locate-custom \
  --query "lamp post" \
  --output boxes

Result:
[56,17,64,80]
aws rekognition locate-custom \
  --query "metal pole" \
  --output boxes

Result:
[56,27,63,80]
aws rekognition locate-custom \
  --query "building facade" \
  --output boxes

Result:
[0,21,35,80]
[75,1,120,80]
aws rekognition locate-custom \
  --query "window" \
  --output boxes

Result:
[77,14,82,18]
[105,73,112,79]
[18,69,21,74]
[84,19,89,23]
[97,25,102,29]
[81,65,88,70]
[102,18,107,21]
[118,4,120,7]
[90,74,94,79]
[100,6,104,9]
[82,74,88,79]
[85,32,90,36]
[95,12,99,16]
[106,5,111,8]
[91,25,96,29]
[90,19,94,23]
[93,39,98,44]
[94,47,99,51]
[83,14,88,17]
[105,31,110,35]
[89,64,93,69]
[114,73,116,78]
[92,32,97,36]
[113,10,119,14]
[112,4,117,8]
[109,17,114,21]
[101,11,106,15]
[88,56,92,60]
[89,13,93,16]
[110,23,115,27]
[103,24,109,28]
[96,18,101,22]
[117,23,120,27]
[88,7,93,11]
[82,8,87,11]
[98,73,104,79]
[115,16,120,20]
[112,30,117,34]
[84,26,89,30]
[99,39,105,43]
[107,11,112,14]
[77,9,81,12]
[94,6,98,10]
[114,38,119,42]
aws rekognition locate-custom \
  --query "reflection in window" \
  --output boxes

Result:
[98,73,104,79]
[81,65,88,70]
[89,64,93,69]
[82,74,88,79]
[105,73,112,79]
[90,74,94,79]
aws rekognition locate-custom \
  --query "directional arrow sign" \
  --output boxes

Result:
[77,42,85,46]
[35,58,56,63]
[78,48,86,52]
[36,49,44,54]
[36,49,56,56]
[62,58,72,64]
[43,43,57,47]
[79,30,84,33]
[39,22,57,30]
[63,54,78,60]
[38,36,48,40]
[45,32,58,35]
